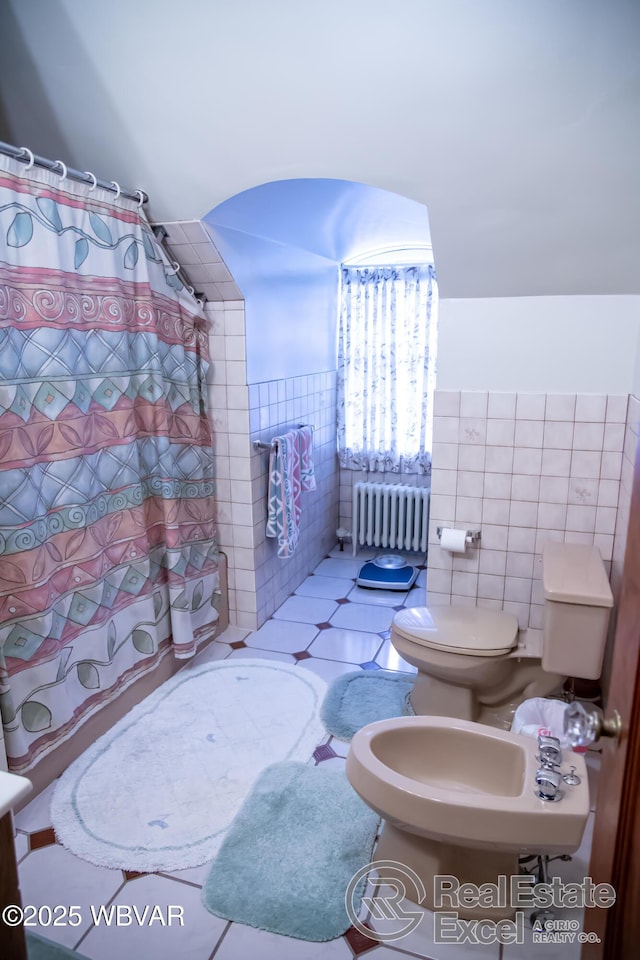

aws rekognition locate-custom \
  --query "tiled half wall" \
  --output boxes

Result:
[249,374,339,627]
[204,301,339,629]
[427,390,630,630]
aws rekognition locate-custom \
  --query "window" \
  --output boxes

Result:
[337,259,437,474]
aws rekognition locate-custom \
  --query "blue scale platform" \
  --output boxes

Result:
[356,558,418,590]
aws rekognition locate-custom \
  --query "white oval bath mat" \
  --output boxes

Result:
[51,658,327,872]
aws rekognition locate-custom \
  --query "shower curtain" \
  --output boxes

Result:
[0,156,220,772]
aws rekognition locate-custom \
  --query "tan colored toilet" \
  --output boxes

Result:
[392,541,614,728]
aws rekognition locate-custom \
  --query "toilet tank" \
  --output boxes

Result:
[541,542,614,680]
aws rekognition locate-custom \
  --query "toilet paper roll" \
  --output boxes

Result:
[440,528,468,553]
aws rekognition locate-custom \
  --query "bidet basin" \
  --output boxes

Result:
[346,715,589,855]
[370,723,526,796]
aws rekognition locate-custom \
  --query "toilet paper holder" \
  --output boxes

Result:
[436,527,481,545]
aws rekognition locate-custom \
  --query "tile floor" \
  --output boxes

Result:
[13,546,600,960]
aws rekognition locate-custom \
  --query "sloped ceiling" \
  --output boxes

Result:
[0,0,638,298]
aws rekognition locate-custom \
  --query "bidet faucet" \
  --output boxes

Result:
[536,734,562,769]
[535,767,563,802]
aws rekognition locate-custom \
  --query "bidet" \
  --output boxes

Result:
[347,715,590,919]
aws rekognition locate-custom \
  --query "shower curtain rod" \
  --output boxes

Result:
[0,140,148,204]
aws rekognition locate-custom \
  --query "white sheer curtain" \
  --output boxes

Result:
[337,263,437,474]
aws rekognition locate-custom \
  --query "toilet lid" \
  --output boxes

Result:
[392,606,519,657]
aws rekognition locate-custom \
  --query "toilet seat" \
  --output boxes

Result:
[392,605,519,657]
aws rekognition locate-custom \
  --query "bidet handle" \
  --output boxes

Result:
[535,767,563,802]
[536,733,562,767]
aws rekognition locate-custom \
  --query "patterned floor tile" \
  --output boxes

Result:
[329,603,394,634]
[375,638,418,673]
[367,884,499,960]
[14,780,57,834]
[308,627,383,664]
[314,557,362,579]
[296,658,362,684]
[295,575,353,600]
[76,873,227,960]
[328,546,377,560]
[13,830,30,862]
[272,595,339,624]
[18,844,124,949]
[347,585,410,606]
[343,923,380,955]
[313,743,337,763]
[213,919,353,959]
[243,618,319,653]
[11,549,595,959]
[227,647,296,663]
[214,625,253,644]
[329,738,350,758]
[29,827,58,851]
[188,640,234,665]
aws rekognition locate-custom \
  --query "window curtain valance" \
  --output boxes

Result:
[337,263,437,474]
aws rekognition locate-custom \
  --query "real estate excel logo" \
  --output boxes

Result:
[344,860,426,942]
[345,864,616,946]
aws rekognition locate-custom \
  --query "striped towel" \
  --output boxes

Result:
[266,430,303,558]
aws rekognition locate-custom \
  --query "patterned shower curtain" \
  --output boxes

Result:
[0,156,220,772]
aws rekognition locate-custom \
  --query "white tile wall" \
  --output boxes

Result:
[175,218,639,642]
[611,394,639,593]
[338,469,431,536]
[250,372,339,626]
[203,300,250,627]
[166,215,340,629]
[203,301,339,629]
[153,220,243,301]
[599,393,639,699]
[428,390,629,630]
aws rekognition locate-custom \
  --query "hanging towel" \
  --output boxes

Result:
[298,425,317,492]
[266,430,303,558]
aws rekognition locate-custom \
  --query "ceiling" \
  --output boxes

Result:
[205,178,431,266]
[0,0,638,299]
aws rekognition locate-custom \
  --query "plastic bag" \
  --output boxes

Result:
[511,697,571,748]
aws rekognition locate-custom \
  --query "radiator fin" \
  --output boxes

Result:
[351,483,430,555]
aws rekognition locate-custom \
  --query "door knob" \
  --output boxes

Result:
[564,701,622,748]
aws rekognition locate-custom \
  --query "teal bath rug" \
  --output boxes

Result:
[202,761,380,941]
[321,669,415,741]
[51,659,326,872]
[27,931,89,959]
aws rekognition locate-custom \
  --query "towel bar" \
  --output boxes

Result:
[253,424,315,451]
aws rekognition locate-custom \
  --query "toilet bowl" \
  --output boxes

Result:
[346,714,590,919]
[392,542,614,728]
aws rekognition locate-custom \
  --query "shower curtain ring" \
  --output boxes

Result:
[84,171,98,190]
[20,148,35,170]
[110,181,122,199]
[166,261,181,276]
[134,189,146,207]
[54,160,68,181]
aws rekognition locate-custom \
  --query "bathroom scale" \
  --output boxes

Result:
[356,555,418,591]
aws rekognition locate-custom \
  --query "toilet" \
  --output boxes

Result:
[392,541,614,728]
[346,714,590,919]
